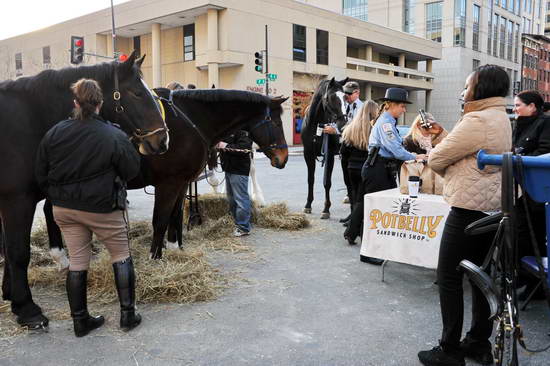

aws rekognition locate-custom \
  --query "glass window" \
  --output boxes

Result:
[426,1,443,43]
[404,0,415,34]
[316,29,328,65]
[343,0,368,21]
[473,4,480,51]
[502,0,507,8]
[516,0,521,14]
[454,0,467,47]
[15,53,22,76]
[183,24,195,61]
[133,36,140,58]
[293,24,306,62]
[507,20,514,60]
[488,13,493,54]
[515,23,521,62]
[500,17,506,59]
[42,46,50,65]
[473,58,480,71]
[493,14,499,56]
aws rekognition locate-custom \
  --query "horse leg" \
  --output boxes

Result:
[0,195,49,329]
[43,200,69,272]
[321,152,335,219]
[150,182,181,259]
[166,190,185,250]
[304,150,316,214]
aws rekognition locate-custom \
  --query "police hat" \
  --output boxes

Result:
[378,88,412,104]
[343,81,360,94]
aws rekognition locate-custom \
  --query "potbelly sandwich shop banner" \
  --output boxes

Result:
[360,189,451,269]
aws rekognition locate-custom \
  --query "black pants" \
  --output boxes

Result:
[348,168,363,210]
[438,207,494,352]
[516,196,547,260]
[341,155,353,206]
[346,160,397,240]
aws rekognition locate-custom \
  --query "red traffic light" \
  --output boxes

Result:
[74,39,83,47]
[118,54,128,62]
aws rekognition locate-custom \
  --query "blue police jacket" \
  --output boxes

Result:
[368,111,415,161]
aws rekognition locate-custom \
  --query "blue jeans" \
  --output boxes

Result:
[225,173,252,233]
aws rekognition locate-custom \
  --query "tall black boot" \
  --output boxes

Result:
[66,271,105,337]
[113,257,141,332]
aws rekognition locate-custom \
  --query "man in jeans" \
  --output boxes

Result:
[217,130,253,236]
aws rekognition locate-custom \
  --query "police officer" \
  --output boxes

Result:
[344,88,425,263]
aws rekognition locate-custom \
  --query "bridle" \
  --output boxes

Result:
[111,64,169,143]
[157,91,286,153]
[321,83,346,125]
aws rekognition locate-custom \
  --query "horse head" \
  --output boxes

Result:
[101,50,169,156]
[249,96,289,169]
[321,77,347,131]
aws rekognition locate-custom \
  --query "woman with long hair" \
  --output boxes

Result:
[340,100,378,234]
[36,79,142,337]
[403,112,447,155]
[418,65,511,366]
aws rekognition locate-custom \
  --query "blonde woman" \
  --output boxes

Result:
[403,112,448,154]
[340,100,378,229]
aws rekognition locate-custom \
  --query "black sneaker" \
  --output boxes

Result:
[460,336,493,365]
[418,346,465,366]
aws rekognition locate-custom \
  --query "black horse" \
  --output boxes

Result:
[0,51,168,329]
[41,88,289,261]
[301,77,348,219]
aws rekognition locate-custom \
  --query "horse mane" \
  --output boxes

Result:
[172,89,271,105]
[0,61,140,94]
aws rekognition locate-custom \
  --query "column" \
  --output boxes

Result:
[207,9,219,88]
[426,90,432,111]
[152,23,162,88]
[399,53,407,78]
[365,83,372,100]
[366,45,373,61]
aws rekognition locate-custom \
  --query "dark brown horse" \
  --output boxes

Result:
[301,77,348,219]
[41,88,288,263]
[0,51,168,329]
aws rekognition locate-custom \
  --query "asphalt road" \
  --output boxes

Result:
[1,151,549,366]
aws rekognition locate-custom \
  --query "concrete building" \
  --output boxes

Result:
[303,0,546,128]
[0,0,440,145]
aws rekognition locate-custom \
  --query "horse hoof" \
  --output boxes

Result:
[18,313,49,332]
[303,208,312,214]
[49,248,69,272]
[320,212,330,219]
[165,241,180,251]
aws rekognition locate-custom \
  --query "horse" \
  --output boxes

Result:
[41,88,289,262]
[301,77,348,219]
[0,50,168,329]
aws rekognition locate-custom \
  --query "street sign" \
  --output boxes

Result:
[256,79,266,85]
[267,73,277,81]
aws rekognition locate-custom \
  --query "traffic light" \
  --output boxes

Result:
[71,36,84,64]
[254,51,264,73]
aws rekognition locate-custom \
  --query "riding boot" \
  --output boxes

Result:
[66,270,105,337]
[113,257,141,332]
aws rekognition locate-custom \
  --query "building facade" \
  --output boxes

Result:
[522,33,550,100]
[301,0,546,128]
[0,0,440,145]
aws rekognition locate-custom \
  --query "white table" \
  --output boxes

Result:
[360,188,450,270]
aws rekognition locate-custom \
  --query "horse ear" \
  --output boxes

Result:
[338,77,349,86]
[328,77,336,86]
[271,96,289,106]
[211,84,216,88]
[136,54,146,68]
[119,50,138,74]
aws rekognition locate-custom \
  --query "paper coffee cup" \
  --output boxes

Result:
[408,176,420,198]
[316,126,323,136]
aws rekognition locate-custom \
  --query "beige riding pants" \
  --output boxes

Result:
[52,206,130,271]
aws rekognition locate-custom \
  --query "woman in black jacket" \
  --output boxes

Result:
[36,79,142,337]
[340,100,378,244]
[512,90,550,300]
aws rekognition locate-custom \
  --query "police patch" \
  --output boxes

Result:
[382,123,393,132]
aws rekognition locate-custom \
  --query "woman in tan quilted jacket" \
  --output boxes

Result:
[418,65,512,366]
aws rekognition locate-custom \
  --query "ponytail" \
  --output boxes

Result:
[371,102,389,126]
[71,79,103,120]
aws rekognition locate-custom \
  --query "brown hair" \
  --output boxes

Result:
[166,81,184,90]
[341,100,379,150]
[71,78,103,120]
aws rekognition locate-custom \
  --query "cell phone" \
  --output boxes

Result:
[418,109,432,129]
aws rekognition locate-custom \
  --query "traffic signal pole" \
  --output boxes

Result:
[265,25,269,97]
[110,0,117,58]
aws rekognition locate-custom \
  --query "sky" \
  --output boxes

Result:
[0,0,131,41]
